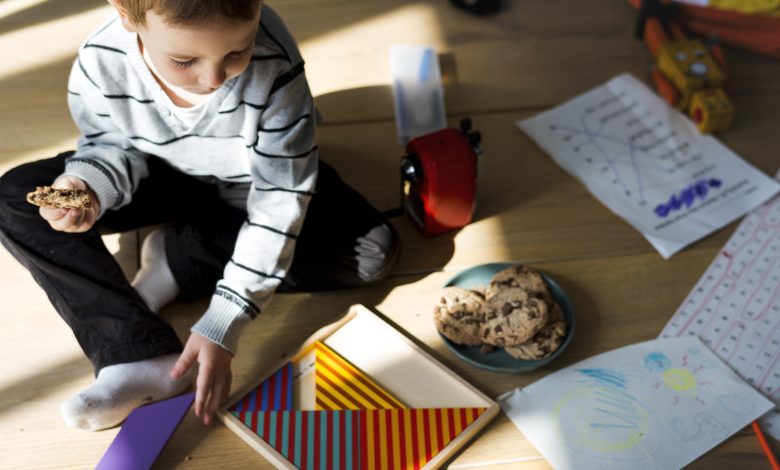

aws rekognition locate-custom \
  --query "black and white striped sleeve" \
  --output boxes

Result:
[191,60,318,353]
[63,52,150,217]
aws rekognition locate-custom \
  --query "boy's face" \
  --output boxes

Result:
[123,8,261,94]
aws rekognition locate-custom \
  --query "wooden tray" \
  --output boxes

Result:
[218,304,499,469]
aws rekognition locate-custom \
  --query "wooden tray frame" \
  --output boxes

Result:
[217,304,499,469]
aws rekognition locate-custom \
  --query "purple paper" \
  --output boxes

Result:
[95,392,195,470]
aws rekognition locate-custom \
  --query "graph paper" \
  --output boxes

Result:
[661,174,780,439]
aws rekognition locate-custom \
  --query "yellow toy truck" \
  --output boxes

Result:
[635,0,735,133]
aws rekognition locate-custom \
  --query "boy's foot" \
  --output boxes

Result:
[132,228,181,312]
[60,354,193,431]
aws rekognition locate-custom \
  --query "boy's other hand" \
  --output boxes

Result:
[171,332,233,426]
[40,176,100,233]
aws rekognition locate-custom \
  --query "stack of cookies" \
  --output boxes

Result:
[433,265,568,360]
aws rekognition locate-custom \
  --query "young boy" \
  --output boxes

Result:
[0,0,398,431]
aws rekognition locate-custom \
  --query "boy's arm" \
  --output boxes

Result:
[191,61,318,355]
[62,54,150,217]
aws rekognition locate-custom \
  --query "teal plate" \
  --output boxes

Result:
[441,262,575,373]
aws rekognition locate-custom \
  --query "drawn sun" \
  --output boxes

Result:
[644,350,712,405]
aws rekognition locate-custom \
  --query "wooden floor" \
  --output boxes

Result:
[1,0,780,468]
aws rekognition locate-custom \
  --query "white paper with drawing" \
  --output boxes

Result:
[661,173,780,440]
[498,337,773,470]
[518,73,780,258]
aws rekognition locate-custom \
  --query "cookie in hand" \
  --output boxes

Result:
[26,186,92,210]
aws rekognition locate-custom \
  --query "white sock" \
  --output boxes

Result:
[132,229,180,312]
[60,354,193,431]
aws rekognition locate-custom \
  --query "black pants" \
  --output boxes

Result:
[0,153,399,373]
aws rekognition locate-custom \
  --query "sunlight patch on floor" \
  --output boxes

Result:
[0,135,81,173]
[298,4,445,97]
[0,0,51,21]
[0,5,111,82]
[448,216,513,269]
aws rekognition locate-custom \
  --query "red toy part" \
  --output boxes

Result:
[401,126,479,237]
[651,68,680,107]
[644,16,668,57]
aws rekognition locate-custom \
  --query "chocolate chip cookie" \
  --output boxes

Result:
[485,264,552,303]
[504,301,567,360]
[433,287,486,345]
[481,287,549,346]
[26,186,92,210]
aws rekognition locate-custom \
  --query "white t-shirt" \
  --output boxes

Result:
[141,44,215,128]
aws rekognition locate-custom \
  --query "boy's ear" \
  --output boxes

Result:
[106,0,139,32]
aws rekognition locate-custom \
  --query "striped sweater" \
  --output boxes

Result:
[63,5,317,354]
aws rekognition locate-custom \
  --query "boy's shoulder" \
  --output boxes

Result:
[254,4,303,64]
[73,14,135,90]
[79,14,128,58]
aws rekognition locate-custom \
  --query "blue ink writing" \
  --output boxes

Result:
[654,178,722,218]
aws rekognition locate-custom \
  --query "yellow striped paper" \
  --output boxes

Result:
[313,341,406,410]
[363,408,485,470]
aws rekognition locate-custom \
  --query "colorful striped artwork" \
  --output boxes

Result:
[361,408,485,470]
[228,342,486,469]
[313,341,405,411]
[237,408,485,470]
[230,362,293,413]
[239,410,363,470]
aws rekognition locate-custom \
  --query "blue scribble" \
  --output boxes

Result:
[574,368,659,438]
[654,178,722,218]
[591,387,644,429]
[644,352,671,373]
[576,368,627,389]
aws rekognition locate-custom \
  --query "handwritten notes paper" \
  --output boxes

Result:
[498,337,774,470]
[518,73,780,258]
[661,176,780,439]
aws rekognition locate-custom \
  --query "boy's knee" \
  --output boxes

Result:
[0,153,71,217]
[0,167,35,237]
[281,221,400,292]
[0,164,42,218]
[0,165,29,215]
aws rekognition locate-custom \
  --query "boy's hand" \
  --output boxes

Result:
[171,332,233,426]
[39,176,100,233]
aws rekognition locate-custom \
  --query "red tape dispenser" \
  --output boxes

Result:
[400,118,482,237]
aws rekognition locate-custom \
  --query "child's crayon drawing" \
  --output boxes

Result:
[498,337,773,470]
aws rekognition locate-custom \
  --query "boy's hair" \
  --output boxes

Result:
[119,0,262,26]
